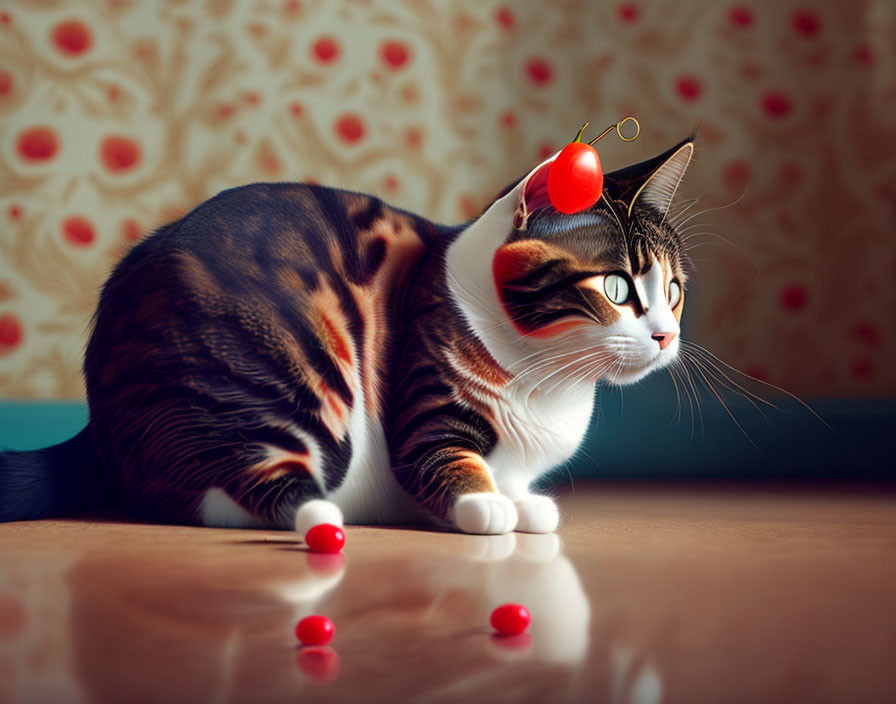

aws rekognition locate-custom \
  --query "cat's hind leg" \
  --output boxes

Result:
[195,430,341,530]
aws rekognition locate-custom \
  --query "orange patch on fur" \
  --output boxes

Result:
[493,240,582,337]
[321,313,353,365]
[251,452,311,483]
[319,385,349,441]
[525,318,588,339]
[326,394,344,420]
[492,241,551,289]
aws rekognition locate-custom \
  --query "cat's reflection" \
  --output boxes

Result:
[457,532,590,665]
[38,529,664,704]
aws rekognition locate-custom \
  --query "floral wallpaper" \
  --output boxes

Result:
[0,0,893,399]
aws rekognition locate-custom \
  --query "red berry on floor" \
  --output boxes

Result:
[490,603,531,636]
[295,615,335,646]
[305,523,345,553]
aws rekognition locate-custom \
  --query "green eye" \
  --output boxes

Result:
[604,274,630,305]
[669,280,682,308]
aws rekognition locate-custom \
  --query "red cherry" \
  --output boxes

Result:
[547,141,603,214]
[295,615,335,646]
[305,523,345,553]
[490,603,531,636]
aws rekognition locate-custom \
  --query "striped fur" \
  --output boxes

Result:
[68,136,697,533]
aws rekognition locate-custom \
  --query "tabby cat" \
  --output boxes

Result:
[0,134,694,535]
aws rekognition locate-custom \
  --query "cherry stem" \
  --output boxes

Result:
[588,116,641,145]
[572,122,589,143]
[588,125,615,145]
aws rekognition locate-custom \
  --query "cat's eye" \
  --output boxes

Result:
[669,280,682,308]
[604,274,630,305]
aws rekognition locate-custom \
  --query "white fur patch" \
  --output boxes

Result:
[326,402,430,525]
[294,499,344,535]
[200,488,266,529]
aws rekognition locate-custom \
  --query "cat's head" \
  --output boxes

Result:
[447,135,695,388]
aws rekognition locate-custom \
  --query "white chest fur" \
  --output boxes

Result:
[444,188,598,497]
[485,380,595,497]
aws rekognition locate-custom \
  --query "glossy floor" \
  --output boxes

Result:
[1,483,895,704]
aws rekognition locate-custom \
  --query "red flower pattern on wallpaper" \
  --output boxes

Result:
[0,0,894,398]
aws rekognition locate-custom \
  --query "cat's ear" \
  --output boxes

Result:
[510,154,558,230]
[631,141,693,215]
[603,135,695,217]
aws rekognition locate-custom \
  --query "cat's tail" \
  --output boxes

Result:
[0,426,112,522]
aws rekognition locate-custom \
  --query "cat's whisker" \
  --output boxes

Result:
[682,343,780,413]
[667,195,702,223]
[671,181,750,229]
[678,349,765,454]
[681,341,830,430]
[508,343,612,389]
[504,338,593,372]
[663,364,685,433]
[542,355,617,396]
[522,360,591,405]
[522,347,613,397]
[681,349,776,430]
[674,355,704,442]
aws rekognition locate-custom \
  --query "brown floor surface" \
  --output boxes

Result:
[0,483,895,704]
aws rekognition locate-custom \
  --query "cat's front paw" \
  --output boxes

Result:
[452,493,518,535]
[514,494,559,534]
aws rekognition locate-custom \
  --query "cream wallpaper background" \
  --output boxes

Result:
[0,0,894,399]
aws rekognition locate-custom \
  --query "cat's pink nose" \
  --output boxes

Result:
[652,332,678,350]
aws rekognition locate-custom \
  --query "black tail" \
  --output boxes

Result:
[0,426,112,522]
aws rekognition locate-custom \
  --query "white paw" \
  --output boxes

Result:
[294,499,344,536]
[452,493,518,535]
[513,495,559,534]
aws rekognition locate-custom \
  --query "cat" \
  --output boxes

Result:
[0,133,695,535]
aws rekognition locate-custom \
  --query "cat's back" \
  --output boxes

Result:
[116,182,433,297]
[84,183,439,510]
[88,182,439,391]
